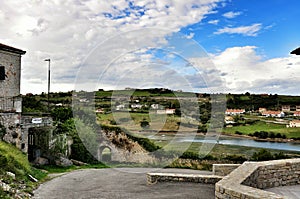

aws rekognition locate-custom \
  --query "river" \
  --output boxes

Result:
[180,136,300,152]
[147,134,300,152]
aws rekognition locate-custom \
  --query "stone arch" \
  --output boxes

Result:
[98,145,112,162]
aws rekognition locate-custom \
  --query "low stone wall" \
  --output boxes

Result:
[147,173,223,184]
[215,158,300,199]
[212,164,241,176]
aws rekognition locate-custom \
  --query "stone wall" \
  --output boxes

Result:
[147,173,222,184]
[0,50,22,99]
[212,164,241,176]
[0,113,22,147]
[215,159,300,199]
[243,159,300,189]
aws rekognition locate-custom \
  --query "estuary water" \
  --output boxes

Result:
[179,136,300,152]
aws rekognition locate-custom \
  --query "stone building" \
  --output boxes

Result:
[0,43,26,149]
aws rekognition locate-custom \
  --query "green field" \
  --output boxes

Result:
[223,121,300,138]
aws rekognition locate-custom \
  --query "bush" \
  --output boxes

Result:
[251,149,273,161]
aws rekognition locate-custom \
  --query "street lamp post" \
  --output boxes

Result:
[44,59,50,112]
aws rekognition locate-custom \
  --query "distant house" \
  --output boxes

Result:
[293,111,300,117]
[261,111,285,118]
[281,105,290,112]
[95,108,105,113]
[296,106,300,112]
[165,109,176,114]
[258,108,267,113]
[131,104,143,109]
[116,104,125,111]
[156,109,176,115]
[225,109,245,115]
[225,116,235,124]
[151,104,160,110]
[289,120,300,128]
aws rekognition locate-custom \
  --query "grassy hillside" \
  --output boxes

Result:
[0,141,47,198]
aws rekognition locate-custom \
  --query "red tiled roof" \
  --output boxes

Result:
[262,111,281,115]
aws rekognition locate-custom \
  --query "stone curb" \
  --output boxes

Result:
[147,172,223,184]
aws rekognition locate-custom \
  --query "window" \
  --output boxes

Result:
[0,65,5,80]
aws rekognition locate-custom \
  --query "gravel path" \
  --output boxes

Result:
[33,168,215,199]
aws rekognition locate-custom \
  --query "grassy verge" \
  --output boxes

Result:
[0,141,48,198]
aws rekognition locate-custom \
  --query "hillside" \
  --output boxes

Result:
[0,141,46,198]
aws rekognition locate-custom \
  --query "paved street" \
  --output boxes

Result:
[266,185,300,199]
[33,168,215,199]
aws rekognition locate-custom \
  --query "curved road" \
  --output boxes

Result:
[33,168,215,199]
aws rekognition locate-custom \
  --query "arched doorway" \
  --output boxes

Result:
[99,146,112,162]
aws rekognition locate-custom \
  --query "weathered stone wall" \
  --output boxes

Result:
[147,173,222,184]
[243,159,300,189]
[0,113,21,147]
[0,50,21,98]
[215,159,300,199]
[212,164,241,176]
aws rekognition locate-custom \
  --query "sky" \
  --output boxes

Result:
[1,0,300,95]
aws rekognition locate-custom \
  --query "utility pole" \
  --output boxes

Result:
[44,59,50,112]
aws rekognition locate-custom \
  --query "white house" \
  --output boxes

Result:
[289,120,300,127]
[165,109,176,114]
[293,111,300,117]
[261,111,285,118]
[225,109,245,115]
[116,104,125,110]
[131,104,143,109]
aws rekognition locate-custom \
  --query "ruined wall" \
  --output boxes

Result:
[0,113,22,147]
[0,50,21,99]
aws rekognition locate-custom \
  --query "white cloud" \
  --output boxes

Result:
[214,23,262,36]
[222,11,242,19]
[212,46,300,95]
[208,19,219,25]
[0,0,222,94]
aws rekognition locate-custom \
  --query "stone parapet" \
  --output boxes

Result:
[215,158,300,199]
[147,172,223,184]
[213,164,241,176]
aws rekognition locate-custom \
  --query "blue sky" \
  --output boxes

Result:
[1,0,300,95]
[182,0,300,58]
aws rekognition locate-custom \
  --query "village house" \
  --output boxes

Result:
[281,105,290,112]
[258,108,267,113]
[296,106,300,112]
[165,108,176,114]
[289,120,300,128]
[95,108,105,113]
[293,111,300,117]
[156,108,176,115]
[225,109,245,115]
[150,104,160,110]
[225,116,235,124]
[115,104,125,111]
[261,110,285,118]
[131,104,143,109]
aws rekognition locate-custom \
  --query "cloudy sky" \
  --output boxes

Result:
[1,0,300,95]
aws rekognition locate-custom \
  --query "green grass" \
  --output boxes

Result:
[155,140,300,160]
[223,121,300,138]
[0,141,31,174]
[0,141,49,198]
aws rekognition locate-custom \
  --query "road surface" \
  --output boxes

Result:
[33,168,215,199]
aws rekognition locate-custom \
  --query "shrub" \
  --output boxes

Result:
[251,149,273,161]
